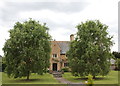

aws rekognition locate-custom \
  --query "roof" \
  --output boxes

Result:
[52,41,70,54]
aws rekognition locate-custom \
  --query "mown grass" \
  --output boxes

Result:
[1,70,119,86]
[0,58,2,62]
[2,72,59,84]
[63,70,118,84]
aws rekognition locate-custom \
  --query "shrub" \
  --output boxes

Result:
[86,74,94,86]
[61,67,69,72]
[74,72,79,77]
[114,59,120,71]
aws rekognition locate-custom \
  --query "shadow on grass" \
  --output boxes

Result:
[94,77,109,80]
[17,79,41,82]
[75,77,87,81]
[8,79,42,83]
[74,77,110,81]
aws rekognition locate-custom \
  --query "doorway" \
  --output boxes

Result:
[53,63,57,71]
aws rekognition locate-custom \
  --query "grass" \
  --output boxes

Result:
[1,70,119,86]
[63,70,118,84]
[0,57,2,61]
[2,72,59,84]
[94,71,118,84]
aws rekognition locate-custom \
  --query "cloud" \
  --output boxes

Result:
[0,0,119,56]
[1,1,89,22]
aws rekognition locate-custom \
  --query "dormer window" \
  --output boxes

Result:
[53,54,57,58]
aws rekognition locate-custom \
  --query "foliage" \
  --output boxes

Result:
[114,59,120,71]
[2,57,6,72]
[3,19,51,80]
[0,58,1,73]
[86,74,94,86]
[112,51,120,59]
[112,51,120,70]
[67,20,113,78]
[52,58,59,62]
[61,67,69,72]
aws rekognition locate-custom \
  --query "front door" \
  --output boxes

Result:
[53,63,57,71]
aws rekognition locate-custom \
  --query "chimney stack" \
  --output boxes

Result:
[70,34,74,41]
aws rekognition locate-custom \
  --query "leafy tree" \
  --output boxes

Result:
[0,56,6,72]
[0,56,2,72]
[2,57,7,72]
[67,20,113,78]
[3,19,51,80]
[115,59,120,71]
[112,51,120,59]
[112,51,120,70]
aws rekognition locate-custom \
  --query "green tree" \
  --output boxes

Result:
[0,56,2,72]
[2,57,6,72]
[112,51,120,70]
[3,19,51,80]
[67,20,113,78]
[112,51,120,59]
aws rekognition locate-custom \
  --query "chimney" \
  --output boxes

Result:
[70,34,74,41]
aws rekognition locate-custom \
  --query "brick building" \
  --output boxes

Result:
[49,34,74,71]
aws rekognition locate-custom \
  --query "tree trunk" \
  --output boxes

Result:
[26,71,30,80]
[93,76,96,79]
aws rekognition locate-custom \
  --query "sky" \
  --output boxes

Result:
[0,0,119,56]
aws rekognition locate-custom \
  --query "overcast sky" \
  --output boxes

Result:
[0,0,119,56]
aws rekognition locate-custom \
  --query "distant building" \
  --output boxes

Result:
[110,59,116,70]
[49,34,74,71]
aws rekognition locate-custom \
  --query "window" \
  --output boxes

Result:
[64,63,69,67]
[53,54,57,58]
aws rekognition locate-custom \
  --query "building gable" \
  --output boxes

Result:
[51,41,61,58]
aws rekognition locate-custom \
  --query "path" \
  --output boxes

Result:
[55,77,85,86]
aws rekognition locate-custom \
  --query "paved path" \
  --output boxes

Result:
[55,77,85,86]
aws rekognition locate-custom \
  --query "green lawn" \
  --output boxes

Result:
[1,71,119,86]
[2,72,59,84]
[0,57,2,61]
[63,70,118,84]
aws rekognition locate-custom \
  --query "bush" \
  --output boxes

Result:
[61,67,69,72]
[86,74,94,86]
[73,72,79,77]
[114,59,120,71]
